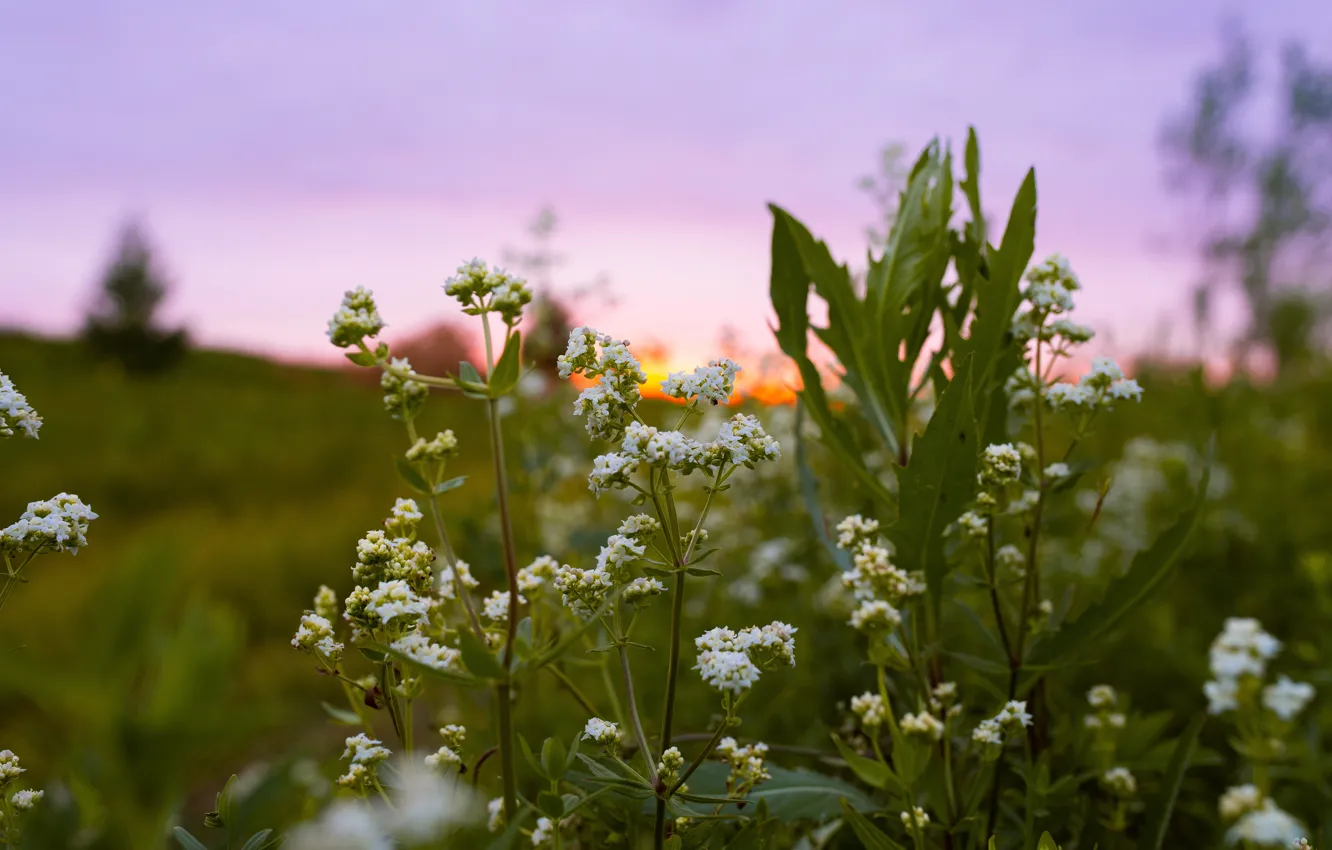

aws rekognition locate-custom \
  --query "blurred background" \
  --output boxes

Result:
[4,1,1332,846]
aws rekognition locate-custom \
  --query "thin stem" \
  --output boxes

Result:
[547,664,603,717]
[618,643,656,783]
[482,313,521,822]
[985,516,1015,662]
[669,721,730,795]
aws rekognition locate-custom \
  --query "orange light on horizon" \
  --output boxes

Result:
[569,353,799,407]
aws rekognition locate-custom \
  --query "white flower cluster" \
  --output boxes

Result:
[1083,684,1126,730]
[345,579,432,636]
[0,750,25,785]
[581,717,621,746]
[901,711,945,741]
[559,327,648,441]
[338,733,392,787]
[835,517,925,633]
[1038,357,1144,412]
[291,613,345,662]
[1220,790,1304,848]
[657,746,685,784]
[352,527,435,594]
[850,692,889,728]
[424,726,466,773]
[553,517,660,619]
[1,493,98,555]
[380,357,429,420]
[900,807,930,830]
[406,430,459,465]
[972,701,1033,749]
[0,372,41,438]
[327,286,386,348]
[517,555,559,594]
[10,788,42,810]
[715,737,771,795]
[1204,618,1314,720]
[391,629,461,672]
[438,559,480,601]
[693,622,798,693]
[290,762,481,849]
[442,258,533,325]
[589,414,780,495]
[660,358,741,405]
[1100,766,1137,798]
[978,442,1021,491]
[481,590,522,624]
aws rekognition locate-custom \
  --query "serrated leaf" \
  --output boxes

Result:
[172,828,209,850]
[488,331,523,396]
[395,459,430,494]
[240,829,275,850]
[1141,713,1207,850]
[890,355,978,619]
[458,628,506,680]
[1026,446,1211,668]
[840,801,907,850]
[434,475,467,494]
[321,701,362,725]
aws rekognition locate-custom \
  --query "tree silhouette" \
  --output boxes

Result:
[83,220,188,375]
[1161,23,1332,373]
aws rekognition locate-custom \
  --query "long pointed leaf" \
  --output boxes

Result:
[1027,444,1212,668]
[840,801,908,850]
[1141,713,1207,849]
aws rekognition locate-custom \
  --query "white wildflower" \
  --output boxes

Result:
[851,692,888,728]
[482,590,524,624]
[0,372,41,438]
[901,711,945,741]
[327,286,386,348]
[581,717,621,746]
[1263,676,1315,722]
[1100,767,1137,798]
[1228,799,1304,847]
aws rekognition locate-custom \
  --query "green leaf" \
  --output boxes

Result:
[830,735,893,790]
[519,734,548,779]
[641,566,673,578]
[434,475,467,494]
[457,629,506,680]
[488,331,523,397]
[889,355,979,619]
[345,349,379,367]
[216,773,237,827]
[840,801,907,850]
[1026,446,1212,668]
[1141,713,1207,850]
[458,361,490,398]
[321,701,362,725]
[537,790,566,819]
[239,830,275,850]
[395,459,430,494]
[542,736,568,782]
[1037,833,1061,850]
[357,647,388,663]
[794,403,852,571]
[172,828,209,850]
[672,763,877,822]
[684,567,721,577]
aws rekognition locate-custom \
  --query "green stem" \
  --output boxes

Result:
[985,516,1015,662]
[669,720,730,795]
[618,643,656,782]
[547,664,603,717]
[482,313,521,822]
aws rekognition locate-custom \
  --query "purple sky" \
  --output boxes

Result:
[3,0,1331,369]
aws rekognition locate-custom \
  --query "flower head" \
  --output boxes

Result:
[327,286,386,348]
[0,372,42,438]
[581,717,621,746]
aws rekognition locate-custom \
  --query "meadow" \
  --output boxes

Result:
[3,142,1332,850]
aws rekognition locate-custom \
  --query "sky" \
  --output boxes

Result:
[2,0,1331,370]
